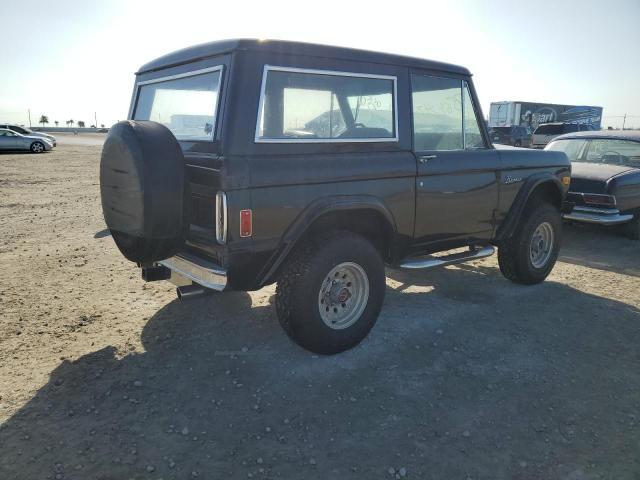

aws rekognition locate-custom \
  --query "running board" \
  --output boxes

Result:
[399,246,495,270]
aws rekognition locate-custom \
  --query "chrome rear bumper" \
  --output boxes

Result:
[159,252,227,291]
[563,206,633,225]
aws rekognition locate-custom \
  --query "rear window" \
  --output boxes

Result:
[256,67,397,142]
[546,139,588,161]
[133,67,223,142]
[491,127,511,134]
[8,125,29,134]
[535,124,563,135]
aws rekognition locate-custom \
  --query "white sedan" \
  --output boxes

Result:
[0,128,54,153]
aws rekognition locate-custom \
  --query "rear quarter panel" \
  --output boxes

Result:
[609,170,640,213]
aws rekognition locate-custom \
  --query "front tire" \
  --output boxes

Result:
[30,142,45,153]
[498,202,561,285]
[276,231,386,355]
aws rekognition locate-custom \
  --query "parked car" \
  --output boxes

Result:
[100,39,571,354]
[488,125,531,147]
[0,124,56,146]
[0,128,53,153]
[546,130,640,239]
[531,122,594,149]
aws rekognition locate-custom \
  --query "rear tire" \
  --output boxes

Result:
[30,142,45,153]
[276,231,386,355]
[623,214,640,240]
[498,202,561,285]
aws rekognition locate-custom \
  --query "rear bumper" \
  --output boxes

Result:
[159,252,227,291]
[563,206,633,225]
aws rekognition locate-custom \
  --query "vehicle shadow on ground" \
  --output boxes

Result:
[2,263,639,479]
[559,222,640,276]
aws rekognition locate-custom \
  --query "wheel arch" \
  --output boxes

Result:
[496,174,564,242]
[256,195,398,287]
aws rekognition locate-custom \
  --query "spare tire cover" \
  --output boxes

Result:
[100,120,185,263]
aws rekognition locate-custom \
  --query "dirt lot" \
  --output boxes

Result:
[1,141,639,480]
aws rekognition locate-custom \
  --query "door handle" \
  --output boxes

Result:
[419,155,437,163]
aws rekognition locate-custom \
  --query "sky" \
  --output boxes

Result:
[2,0,639,129]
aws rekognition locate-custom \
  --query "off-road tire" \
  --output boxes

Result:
[498,202,561,285]
[623,214,640,240]
[276,231,386,355]
[30,141,45,153]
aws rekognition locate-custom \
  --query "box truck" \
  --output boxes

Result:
[489,101,602,130]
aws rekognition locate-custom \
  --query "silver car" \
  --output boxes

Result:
[0,124,57,146]
[0,128,54,153]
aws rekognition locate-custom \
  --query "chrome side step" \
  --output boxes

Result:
[399,246,495,270]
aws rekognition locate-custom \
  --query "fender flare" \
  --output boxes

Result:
[495,173,564,242]
[256,195,398,287]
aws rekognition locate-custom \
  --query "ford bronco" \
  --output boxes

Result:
[100,39,571,354]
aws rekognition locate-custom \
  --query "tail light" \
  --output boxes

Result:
[240,209,253,237]
[583,193,616,207]
[215,192,227,244]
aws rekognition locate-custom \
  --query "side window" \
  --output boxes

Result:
[463,82,485,149]
[411,75,462,150]
[256,67,397,142]
[282,89,345,139]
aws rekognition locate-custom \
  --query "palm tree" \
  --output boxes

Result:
[78,121,85,128]
[39,115,49,127]
[54,121,59,127]
[67,119,74,128]
[100,124,105,128]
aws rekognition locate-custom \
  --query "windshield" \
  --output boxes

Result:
[546,139,588,161]
[535,124,563,135]
[584,139,640,167]
[133,68,222,141]
[547,138,640,167]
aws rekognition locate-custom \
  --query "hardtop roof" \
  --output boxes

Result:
[554,130,640,142]
[137,38,471,76]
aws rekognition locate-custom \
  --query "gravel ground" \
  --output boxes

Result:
[0,144,639,480]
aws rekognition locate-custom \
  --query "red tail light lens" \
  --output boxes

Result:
[582,193,616,207]
[240,209,252,237]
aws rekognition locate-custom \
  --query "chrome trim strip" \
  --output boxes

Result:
[564,212,633,225]
[159,254,227,291]
[564,207,633,225]
[254,65,399,144]
[461,79,466,149]
[400,246,495,270]
[215,192,227,245]
[569,205,620,215]
[136,65,224,86]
